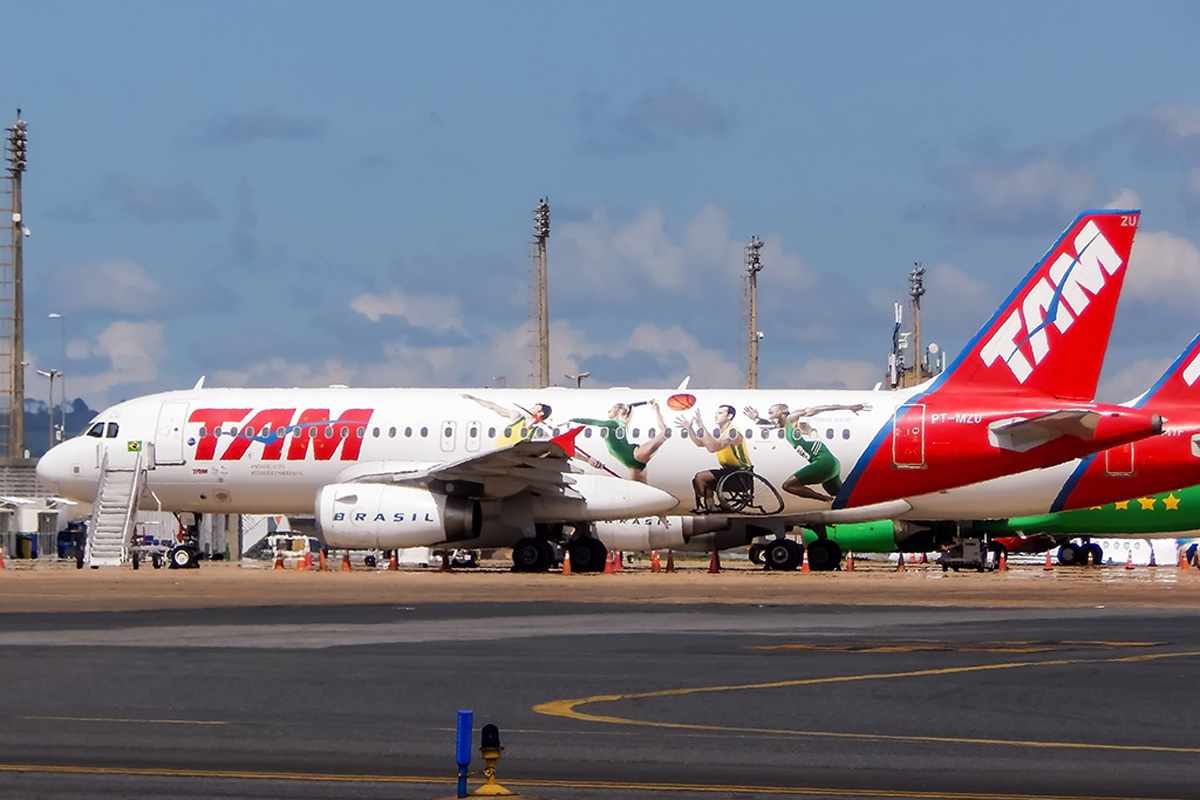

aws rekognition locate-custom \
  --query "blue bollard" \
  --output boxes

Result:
[455,709,473,798]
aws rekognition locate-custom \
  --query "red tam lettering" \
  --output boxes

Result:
[286,409,374,461]
[188,409,251,461]
[220,409,297,461]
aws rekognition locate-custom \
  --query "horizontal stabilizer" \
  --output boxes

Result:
[987,410,1100,453]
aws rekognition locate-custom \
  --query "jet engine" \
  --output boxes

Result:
[591,516,735,551]
[315,483,480,549]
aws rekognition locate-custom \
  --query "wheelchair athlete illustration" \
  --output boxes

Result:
[676,405,784,515]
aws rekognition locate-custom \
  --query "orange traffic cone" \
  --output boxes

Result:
[318,548,328,571]
[388,550,399,571]
[650,550,662,573]
[998,550,1009,572]
[297,551,310,571]
[1043,552,1054,571]
[340,551,352,572]
[561,548,572,576]
[614,551,624,573]
[604,550,616,574]
[707,550,721,574]
[801,549,810,573]
[1180,550,1191,571]
[0,546,7,570]
[273,552,285,570]
[665,550,676,573]
[896,553,906,572]
[845,551,855,571]
[1125,553,1135,570]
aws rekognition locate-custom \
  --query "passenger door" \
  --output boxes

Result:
[152,401,189,465]
[439,420,458,453]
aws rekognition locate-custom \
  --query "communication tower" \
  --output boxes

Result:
[1,110,28,460]
[744,235,764,389]
[888,261,944,388]
[531,198,551,387]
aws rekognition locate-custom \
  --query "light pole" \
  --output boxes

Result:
[564,371,591,388]
[36,368,61,452]
[48,312,65,437]
[744,235,765,389]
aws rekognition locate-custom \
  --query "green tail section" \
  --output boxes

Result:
[996,483,1200,535]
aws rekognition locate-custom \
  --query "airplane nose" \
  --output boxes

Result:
[36,444,68,491]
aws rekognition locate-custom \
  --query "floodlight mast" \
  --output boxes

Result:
[744,235,765,389]
[532,198,551,387]
[2,110,28,460]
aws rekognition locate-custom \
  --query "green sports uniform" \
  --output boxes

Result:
[572,418,647,470]
[786,425,842,495]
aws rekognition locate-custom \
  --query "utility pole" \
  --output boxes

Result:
[744,235,764,389]
[2,111,28,460]
[532,197,551,387]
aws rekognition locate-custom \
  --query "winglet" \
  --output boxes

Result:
[551,425,585,458]
[192,376,206,390]
[1132,333,1200,409]
[676,376,691,391]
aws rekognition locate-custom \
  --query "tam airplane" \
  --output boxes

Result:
[37,209,1161,570]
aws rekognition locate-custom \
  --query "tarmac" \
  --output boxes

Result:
[1,562,1198,799]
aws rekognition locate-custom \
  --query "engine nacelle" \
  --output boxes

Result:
[591,516,732,552]
[315,483,480,549]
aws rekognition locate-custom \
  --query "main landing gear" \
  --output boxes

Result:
[1057,540,1103,566]
[763,538,804,571]
[511,537,557,572]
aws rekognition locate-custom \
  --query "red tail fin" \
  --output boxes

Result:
[1134,334,1200,408]
[934,210,1140,400]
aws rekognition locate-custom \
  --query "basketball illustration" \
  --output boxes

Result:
[667,393,697,411]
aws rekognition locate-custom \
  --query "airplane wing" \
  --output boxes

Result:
[987,410,1100,453]
[336,426,586,497]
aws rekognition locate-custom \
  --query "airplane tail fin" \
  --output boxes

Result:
[932,210,1141,400]
[1131,334,1200,408]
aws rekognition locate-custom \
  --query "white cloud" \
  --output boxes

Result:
[350,290,464,333]
[1126,229,1200,310]
[1151,105,1200,139]
[1104,188,1141,209]
[56,259,162,315]
[966,158,1094,218]
[68,321,166,402]
[1099,357,1171,404]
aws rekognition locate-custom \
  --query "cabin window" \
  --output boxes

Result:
[340,427,350,439]
[488,427,496,438]
[226,426,237,438]
[825,428,834,440]
[87,422,104,438]
[615,427,625,440]
[444,426,453,438]
[242,426,254,438]
[106,423,119,438]
[519,427,527,438]
[503,427,512,437]
[679,428,688,439]
[356,426,365,438]
[647,428,655,438]
[584,427,592,438]
[745,428,753,438]
[665,428,673,438]
[309,427,318,439]
[728,429,738,440]
[600,428,609,439]
[372,427,380,438]
[631,427,640,439]
[197,426,207,439]
[468,427,478,438]
[711,428,721,439]
[777,429,785,439]
[420,427,429,438]
[842,429,850,440]
[404,427,412,437]
[761,429,770,440]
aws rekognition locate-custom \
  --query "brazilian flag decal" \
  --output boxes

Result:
[127,441,143,453]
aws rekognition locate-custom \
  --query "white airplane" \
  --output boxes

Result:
[37,210,1160,571]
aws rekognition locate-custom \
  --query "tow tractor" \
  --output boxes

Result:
[129,521,170,570]
[937,537,989,572]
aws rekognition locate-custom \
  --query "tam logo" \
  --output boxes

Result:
[188,408,374,462]
[979,220,1125,383]
[1183,352,1200,387]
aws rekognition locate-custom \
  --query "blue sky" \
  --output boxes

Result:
[8,1,1200,407]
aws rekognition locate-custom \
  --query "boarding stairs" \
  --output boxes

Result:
[85,449,146,567]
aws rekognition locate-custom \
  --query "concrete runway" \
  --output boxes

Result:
[1,601,1198,799]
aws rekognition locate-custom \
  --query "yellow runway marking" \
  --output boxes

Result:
[19,715,228,726]
[752,640,1165,654]
[0,763,1185,799]
[535,649,1200,755]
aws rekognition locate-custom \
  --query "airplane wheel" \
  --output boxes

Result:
[569,539,606,573]
[151,553,163,569]
[806,539,840,572]
[512,538,550,572]
[765,539,802,571]
[364,554,377,568]
[169,545,195,570]
[1057,543,1080,566]
[748,543,766,566]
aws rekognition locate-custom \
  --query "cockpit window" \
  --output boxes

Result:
[106,422,119,439]
[86,422,104,438]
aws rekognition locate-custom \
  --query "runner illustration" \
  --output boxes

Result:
[744,402,869,502]
[462,395,553,443]
[676,405,752,513]
[570,399,669,482]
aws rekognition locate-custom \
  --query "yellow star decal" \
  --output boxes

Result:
[1114,500,1130,510]
[1089,505,1103,511]
[1163,493,1181,511]
[1137,496,1158,511]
